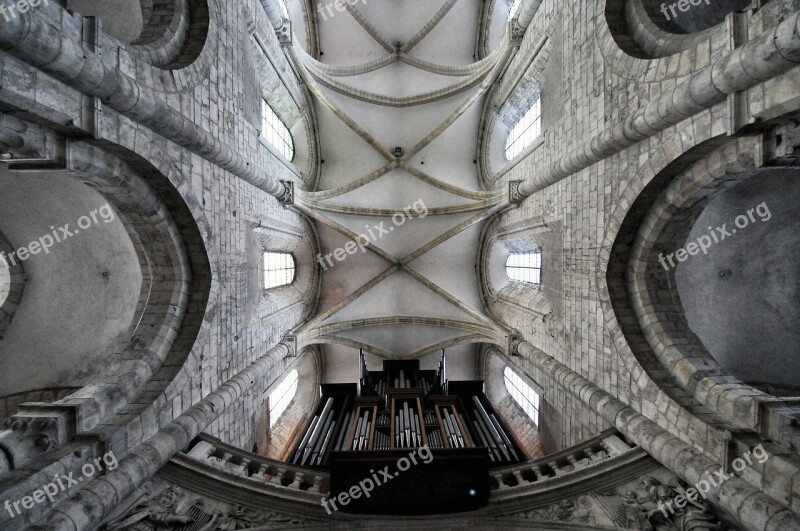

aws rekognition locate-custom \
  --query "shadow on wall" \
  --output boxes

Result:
[675,170,800,389]
[0,170,142,396]
[67,0,144,43]
[640,0,750,33]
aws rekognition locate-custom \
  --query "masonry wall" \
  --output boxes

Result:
[490,0,800,460]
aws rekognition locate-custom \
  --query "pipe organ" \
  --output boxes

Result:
[290,353,524,468]
[287,352,525,514]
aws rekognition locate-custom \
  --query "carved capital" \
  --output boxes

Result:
[508,329,522,357]
[275,20,292,45]
[509,180,525,205]
[277,180,294,205]
[0,114,70,171]
[508,18,525,45]
[0,415,61,470]
[282,334,298,357]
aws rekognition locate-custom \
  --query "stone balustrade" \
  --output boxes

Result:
[181,434,330,497]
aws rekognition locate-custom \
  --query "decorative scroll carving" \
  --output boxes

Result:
[108,480,314,531]
[508,329,522,357]
[508,180,525,205]
[277,180,295,205]
[507,470,727,530]
[508,18,525,45]
[520,495,595,524]
[275,20,292,45]
[0,416,60,471]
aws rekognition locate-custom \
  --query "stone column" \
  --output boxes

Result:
[516,341,800,531]
[39,341,292,530]
[516,10,800,198]
[0,5,289,199]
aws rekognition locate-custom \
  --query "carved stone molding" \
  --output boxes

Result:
[0,113,70,171]
[506,469,728,530]
[106,478,317,530]
[275,20,292,45]
[277,180,295,205]
[282,334,298,357]
[508,180,525,205]
[508,18,525,46]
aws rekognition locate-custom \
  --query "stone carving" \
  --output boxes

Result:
[508,329,522,357]
[107,486,195,530]
[638,476,725,531]
[520,495,595,524]
[278,180,295,205]
[508,472,726,529]
[508,18,525,45]
[0,416,60,471]
[508,180,525,205]
[205,504,306,530]
[275,20,292,45]
[108,480,313,531]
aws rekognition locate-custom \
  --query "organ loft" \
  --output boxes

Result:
[0,0,798,529]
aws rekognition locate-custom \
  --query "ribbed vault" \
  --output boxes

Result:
[286,0,520,380]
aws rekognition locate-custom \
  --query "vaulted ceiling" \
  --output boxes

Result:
[286,0,518,382]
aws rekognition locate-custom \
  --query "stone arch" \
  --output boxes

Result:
[602,132,800,449]
[599,0,729,77]
[625,137,799,433]
[252,215,322,324]
[478,345,546,459]
[258,346,323,459]
[68,0,220,93]
[478,216,559,342]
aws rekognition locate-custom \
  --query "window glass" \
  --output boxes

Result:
[506,251,542,284]
[264,252,295,289]
[261,100,295,161]
[504,367,539,424]
[505,98,542,160]
[270,369,299,427]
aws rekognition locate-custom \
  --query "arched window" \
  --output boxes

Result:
[261,99,295,161]
[504,367,539,424]
[505,97,542,160]
[269,369,299,427]
[264,252,296,289]
[506,251,541,284]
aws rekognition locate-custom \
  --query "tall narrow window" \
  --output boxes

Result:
[261,99,295,161]
[504,367,539,424]
[264,252,295,289]
[269,369,299,427]
[505,97,542,160]
[506,251,542,285]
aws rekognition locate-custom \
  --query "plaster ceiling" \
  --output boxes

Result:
[287,0,516,381]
